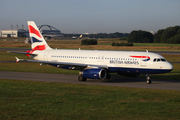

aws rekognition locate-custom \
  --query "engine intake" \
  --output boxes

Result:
[81,68,106,79]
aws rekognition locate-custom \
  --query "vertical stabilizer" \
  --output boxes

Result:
[27,21,51,52]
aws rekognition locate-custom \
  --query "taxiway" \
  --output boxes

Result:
[0,71,179,91]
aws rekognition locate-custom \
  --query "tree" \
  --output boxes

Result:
[128,30,153,43]
[166,34,180,43]
[154,29,164,43]
[81,39,97,45]
[154,26,180,43]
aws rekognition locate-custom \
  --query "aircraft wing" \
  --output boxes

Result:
[15,57,108,69]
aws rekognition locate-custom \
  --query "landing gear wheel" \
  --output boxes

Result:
[106,74,111,79]
[101,74,111,82]
[78,76,87,81]
[146,74,151,84]
[146,79,151,84]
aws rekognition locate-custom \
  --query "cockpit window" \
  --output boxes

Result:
[153,58,166,62]
[157,58,160,62]
[161,58,166,62]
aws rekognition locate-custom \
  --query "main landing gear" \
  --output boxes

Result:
[78,75,87,81]
[105,74,111,79]
[146,74,151,84]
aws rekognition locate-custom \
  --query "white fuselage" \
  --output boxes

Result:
[33,49,173,74]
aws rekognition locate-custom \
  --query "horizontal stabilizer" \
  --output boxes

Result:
[7,51,35,55]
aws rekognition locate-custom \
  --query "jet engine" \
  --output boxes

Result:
[80,68,106,79]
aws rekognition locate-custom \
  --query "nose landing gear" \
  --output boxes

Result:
[146,74,151,84]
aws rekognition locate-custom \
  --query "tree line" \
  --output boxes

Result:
[128,26,180,43]
[63,32,129,39]
[128,30,153,43]
[154,26,180,43]
[63,25,180,44]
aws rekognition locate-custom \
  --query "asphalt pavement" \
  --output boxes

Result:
[0,71,179,91]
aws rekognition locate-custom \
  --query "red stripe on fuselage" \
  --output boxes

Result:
[130,56,150,59]
[28,25,42,38]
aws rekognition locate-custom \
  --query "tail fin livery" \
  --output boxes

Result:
[27,21,51,52]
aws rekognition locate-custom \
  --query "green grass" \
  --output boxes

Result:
[0,62,79,75]
[98,43,112,45]
[1,39,180,52]
[0,51,27,60]
[0,79,180,120]
[0,44,180,119]
[134,43,180,47]
[97,42,180,47]
[96,42,180,47]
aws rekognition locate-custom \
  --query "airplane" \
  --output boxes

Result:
[8,21,173,84]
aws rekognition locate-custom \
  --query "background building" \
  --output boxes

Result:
[1,30,18,37]
[38,25,63,38]
[1,24,63,38]
[0,25,28,37]
[1,29,29,37]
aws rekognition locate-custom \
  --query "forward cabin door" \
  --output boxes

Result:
[140,54,148,67]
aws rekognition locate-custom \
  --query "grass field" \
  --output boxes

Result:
[1,39,180,51]
[0,39,180,119]
[0,79,180,120]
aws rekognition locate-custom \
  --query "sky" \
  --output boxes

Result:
[0,0,180,33]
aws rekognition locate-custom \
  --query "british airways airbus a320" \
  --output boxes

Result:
[8,21,173,84]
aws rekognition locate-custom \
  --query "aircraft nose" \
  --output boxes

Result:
[167,62,173,71]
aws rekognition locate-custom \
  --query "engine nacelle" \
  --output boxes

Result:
[81,68,106,79]
[117,72,141,77]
